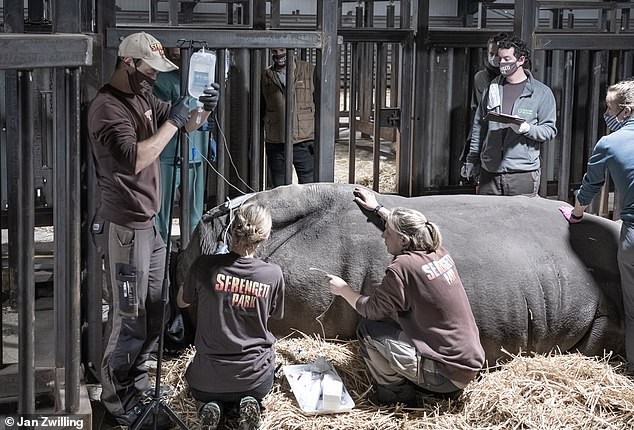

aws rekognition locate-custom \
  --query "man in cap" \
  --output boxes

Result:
[87,31,219,428]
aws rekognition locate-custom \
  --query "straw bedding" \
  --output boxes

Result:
[334,139,397,194]
[160,332,634,430]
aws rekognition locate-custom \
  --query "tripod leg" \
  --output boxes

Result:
[130,400,157,430]
[159,402,190,430]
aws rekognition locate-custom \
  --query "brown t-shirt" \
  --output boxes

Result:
[87,85,170,228]
[355,248,485,385]
[183,252,285,393]
[502,79,527,115]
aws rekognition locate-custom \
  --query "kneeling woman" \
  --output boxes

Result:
[177,202,285,430]
[326,187,485,405]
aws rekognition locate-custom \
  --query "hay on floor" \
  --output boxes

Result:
[160,333,634,430]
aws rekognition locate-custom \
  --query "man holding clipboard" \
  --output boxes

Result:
[462,36,557,196]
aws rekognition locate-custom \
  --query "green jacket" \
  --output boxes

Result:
[261,59,315,144]
[153,71,209,165]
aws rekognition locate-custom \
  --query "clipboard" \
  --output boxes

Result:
[485,111,525,125]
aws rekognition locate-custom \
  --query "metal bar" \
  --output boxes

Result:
[27,0,45,23]
[364,0,373,27]
[558,51,575,201]
[54,68,68,372]
[4,0,24,33]
[149,0,159,23]
[538,1,620,8]
[373,43,384,192]
[18,69,35,415]
[232,48,251,190]
[53,0,80,33]
[284,49,295,185]
[315,0,337,182]
[39,91,53,169]
[338,28,413,43]
[168,0,179,26]
[227,2,234,25]
[477,1,487,29]
[65,67,81,413]
[108,28,322,50]
[533,32,634,50]
[412,0,430,194]
[0,73,3,365]
[216,49,227,203]
[398,0,413,196]
[84,139,102,388]
[271,0,280,28]
[387,4,399,110]
[621,8,630,31]
[3,0,23,370]
[425,29,501,48]
[253,0,266,30]
[348,42,358,184]
[180,45,192,248]
[250,49,263,190]
[514,0,537,43]
[587,51,604,214]
[52,0,82,396]
[252,0,266,188]
[0,35,93,69]
[84,0,113,388]
[342,43,349,113]
[335,0,343,141]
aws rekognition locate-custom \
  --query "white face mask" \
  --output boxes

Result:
[272,53,286,69]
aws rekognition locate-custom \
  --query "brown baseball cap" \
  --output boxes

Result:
[118,32,178,72]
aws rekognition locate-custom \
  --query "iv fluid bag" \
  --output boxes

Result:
[188,50,216,98]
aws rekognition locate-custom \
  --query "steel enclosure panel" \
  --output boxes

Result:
[339,28,413,43]
[426,29,502,47]
[314,0,338,183]
[534,32,634,50]
[0,34,93,69]
[107,27,323,49]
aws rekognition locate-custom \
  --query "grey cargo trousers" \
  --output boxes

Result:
[93,219,167,417]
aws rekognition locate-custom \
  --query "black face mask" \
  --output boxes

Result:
[128,67,156,94]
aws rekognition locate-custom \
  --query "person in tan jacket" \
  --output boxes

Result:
[261,48,316,187]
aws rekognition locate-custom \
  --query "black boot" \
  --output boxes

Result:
[370,382,418,407]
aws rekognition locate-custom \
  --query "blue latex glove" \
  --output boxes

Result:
[558,206,583,224]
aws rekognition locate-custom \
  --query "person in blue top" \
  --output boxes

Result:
[559,79,634,372]
[153,47,218,243]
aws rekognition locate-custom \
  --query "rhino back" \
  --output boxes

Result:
[378,193,623,363]
[181,184,624,363]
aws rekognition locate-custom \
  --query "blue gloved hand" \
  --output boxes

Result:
[168,96,192,129]
[199,83,220,112]
[558,206,583,224]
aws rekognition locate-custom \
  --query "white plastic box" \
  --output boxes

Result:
[283,362,355,415]
[321,373,344,410]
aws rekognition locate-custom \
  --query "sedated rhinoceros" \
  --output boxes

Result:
[176,183,624,365]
